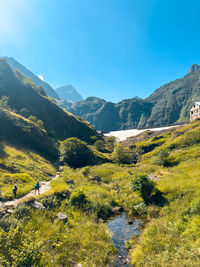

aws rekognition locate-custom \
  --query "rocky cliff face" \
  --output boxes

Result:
[55,85,83,102]
[188,64,200,74]
[63,65,200,131]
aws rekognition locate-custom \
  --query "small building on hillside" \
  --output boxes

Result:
[190,102,200,121]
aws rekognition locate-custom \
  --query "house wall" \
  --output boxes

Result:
[190,104,200,121]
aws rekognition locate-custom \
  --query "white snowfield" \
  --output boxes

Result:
[104,125,180,141]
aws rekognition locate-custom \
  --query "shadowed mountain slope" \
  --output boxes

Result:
[63,65,200,131]
[2,57,60,99]
[0,59,97,145]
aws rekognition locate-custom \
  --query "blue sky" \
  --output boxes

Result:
[0,0,200,102]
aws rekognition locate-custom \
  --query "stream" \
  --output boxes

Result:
[107,213,143,267]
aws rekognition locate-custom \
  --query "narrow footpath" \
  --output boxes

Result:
[0,174,60,210]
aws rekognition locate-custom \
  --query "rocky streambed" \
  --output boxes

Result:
[107,213,143,266]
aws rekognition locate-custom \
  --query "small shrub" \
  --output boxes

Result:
[70,189,87,208]
[13,204,31,221]
[132,203,148,215]
[131,174,165,206]
[154,149,170,166]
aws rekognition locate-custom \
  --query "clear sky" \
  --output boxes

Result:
[0,0,200,102]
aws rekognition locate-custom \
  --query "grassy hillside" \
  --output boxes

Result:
[0,59,97,143]
[0,107,59,161]
[0,143,56,200]
[2,57,60,99]
[1,121,200,266]
[126,120,200,266]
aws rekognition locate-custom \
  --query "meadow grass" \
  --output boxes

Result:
[0,144,56,200]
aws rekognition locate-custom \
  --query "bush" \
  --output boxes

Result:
[112,143,132,164]
[70,189,87,208]
[154,149,170,166]
[60,137,94,168]
[131,174,165,206]
[0,226,42,266]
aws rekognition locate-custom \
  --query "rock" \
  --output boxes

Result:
[122,259,127,264]
[56,212,68,223]
[31,201,45,209]
[127,221,133,225]
[6,209,14,214]
[148,174,159,181]
[98,218,104,223]
[87,176,101,182]
[66,180,74,185]
[188,64,200,74]
[112,206,124,214]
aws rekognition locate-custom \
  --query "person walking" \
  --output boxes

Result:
[0,188,2,201]
[12,184,18,200]
[35,181,40,195]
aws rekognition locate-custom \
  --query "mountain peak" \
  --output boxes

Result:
[188,64,200,74]
[55,85,83,102]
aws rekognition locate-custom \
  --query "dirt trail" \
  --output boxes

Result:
[0,174,60,210]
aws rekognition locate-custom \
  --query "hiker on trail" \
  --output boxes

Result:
[35,181,40,195]
[12,184,17,199]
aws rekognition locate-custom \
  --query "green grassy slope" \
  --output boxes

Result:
[0,143,56,200]
[128,120,200,266]
[1,121,200,266]
[0,59,97,143]
[0,107,59,161]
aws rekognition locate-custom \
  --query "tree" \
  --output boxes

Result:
[112,143,132,164]
[60,137,94,168]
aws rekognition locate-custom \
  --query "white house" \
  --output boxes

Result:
[190,102,200,121]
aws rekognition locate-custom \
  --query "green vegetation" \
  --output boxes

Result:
[60,137,94,168]
[0,144,55,200]
[1,119,200,266]
[131,174,165,206]
[112,143,132,164]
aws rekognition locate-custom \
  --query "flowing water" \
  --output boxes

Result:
[107,213,143,266]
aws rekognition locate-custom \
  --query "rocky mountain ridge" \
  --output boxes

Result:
[63,64,200,131]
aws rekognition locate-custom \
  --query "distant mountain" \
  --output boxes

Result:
[63,64,200,131]
[2,57,60,99]
[55,85,83,102]
[188,64,200,74]
[64,96,153,132]
[0,59,97,158]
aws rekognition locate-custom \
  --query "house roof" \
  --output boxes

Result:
[194,102,200,106]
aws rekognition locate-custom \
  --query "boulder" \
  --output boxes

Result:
[31,201,45,209]
[148,174,159,181]
[56,212,68,223]
[6,209,14,214]
[112,206,124,214]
